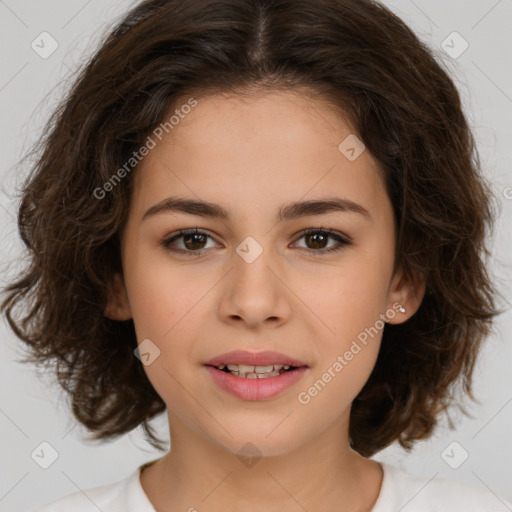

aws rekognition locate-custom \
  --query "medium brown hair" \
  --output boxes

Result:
[1,0,504,457]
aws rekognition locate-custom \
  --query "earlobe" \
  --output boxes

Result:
[385,266,426,324]
[104,272,132,321]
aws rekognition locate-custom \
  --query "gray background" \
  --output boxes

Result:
[1,0,511,510]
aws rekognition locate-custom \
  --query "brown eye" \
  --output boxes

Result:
[161,227,351,256]
[304,231,329,249]
[181,232,207,250]
[162,229,216,253]
[293,228,351,255]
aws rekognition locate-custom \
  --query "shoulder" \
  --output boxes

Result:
[25,466,155,512]
[26,477,128,512]
[374,462,512,512]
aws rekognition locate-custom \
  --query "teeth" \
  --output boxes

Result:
[218,363,293,379]
[225,364,286,372]
[233,370,281,379]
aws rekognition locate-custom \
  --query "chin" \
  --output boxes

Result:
[207,422,305,459]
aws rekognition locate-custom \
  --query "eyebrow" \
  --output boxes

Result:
[142,196,371,222]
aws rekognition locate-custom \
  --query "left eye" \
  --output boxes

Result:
[161,228,351,255]
[293,228,351,254]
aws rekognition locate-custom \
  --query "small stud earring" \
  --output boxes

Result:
[398,306,406,313]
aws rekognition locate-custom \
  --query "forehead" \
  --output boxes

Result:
[130,89,389,224]
[157,88,355,156]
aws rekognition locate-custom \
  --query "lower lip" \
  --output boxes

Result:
[204,365,308,400]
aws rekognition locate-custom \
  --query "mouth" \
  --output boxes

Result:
[203,350,310,400]
[204,349,309,378]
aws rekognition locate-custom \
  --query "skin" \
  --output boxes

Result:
[105,88,425,512]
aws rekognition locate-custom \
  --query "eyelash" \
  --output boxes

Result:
[161,228,352,256]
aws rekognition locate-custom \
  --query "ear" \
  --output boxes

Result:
[104,272,132,321]
[385,264,426,324]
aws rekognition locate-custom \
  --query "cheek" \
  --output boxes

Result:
[296,262,387,417]
[125,267,203,416]
[295,340,380,440]
[120,252,203,395]
[307,249,392,349]
[293,251,389,416]
[124,243,212,340]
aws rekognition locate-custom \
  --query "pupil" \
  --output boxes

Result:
[307,232,326,249]
[185,233,206,250]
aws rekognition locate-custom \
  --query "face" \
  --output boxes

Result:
[105,89,424,458]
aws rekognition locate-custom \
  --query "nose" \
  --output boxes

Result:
[217,243,292,330]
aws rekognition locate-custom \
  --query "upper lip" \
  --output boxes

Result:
[204,350,308,368]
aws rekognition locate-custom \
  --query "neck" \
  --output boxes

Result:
[139,412,383,512]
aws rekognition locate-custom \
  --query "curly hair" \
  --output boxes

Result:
[1,0,504,457]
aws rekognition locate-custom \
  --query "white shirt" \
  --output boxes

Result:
[27,461,512,512]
